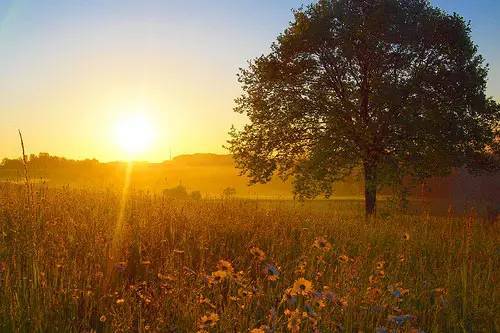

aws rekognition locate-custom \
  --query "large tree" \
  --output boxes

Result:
[228,0,500,216]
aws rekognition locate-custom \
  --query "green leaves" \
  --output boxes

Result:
[228,0,500,213]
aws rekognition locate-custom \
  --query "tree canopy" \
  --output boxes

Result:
[228,0,500,216]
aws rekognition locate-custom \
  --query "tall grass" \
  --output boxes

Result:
[0,183,498,332]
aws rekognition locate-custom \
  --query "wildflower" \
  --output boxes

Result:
[291,278,313,296]
[198,312,219,328]
[311,290,327,308]
[313,237,332,251]
[217,260,234,273]
[250,328,266,333]
[116,298,125,305]
[369,274,380,285]
[388,314,413,326]
[197,295,216,309]
[376,261,385,270]
[403,233,410,241]
[250,246,266,261]
[238,288,254,299]
[209,270,227,284]
[398,254,405,262]
[263,263,280,281]
[392,289,402,298]
[388,284,410,299]
[311,297,326,308]
[338,255,349,263]
[99,315,107,322]
[285,309,302,332]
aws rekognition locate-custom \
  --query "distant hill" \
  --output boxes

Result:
[169,153,234,166]
[1,153,498,211]
[0,153,299,198]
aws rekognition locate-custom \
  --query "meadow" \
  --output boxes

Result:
[0,182,498,332]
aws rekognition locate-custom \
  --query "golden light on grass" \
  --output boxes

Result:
[113,113,156,159]
[104,111,156,283]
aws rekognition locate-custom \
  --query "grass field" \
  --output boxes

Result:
[0,183,498,332]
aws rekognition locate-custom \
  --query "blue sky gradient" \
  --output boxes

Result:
[0,1,499,160]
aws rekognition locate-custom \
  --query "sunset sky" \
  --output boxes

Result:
[1,0,499,162]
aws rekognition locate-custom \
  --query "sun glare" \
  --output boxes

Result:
[114,113,156,158]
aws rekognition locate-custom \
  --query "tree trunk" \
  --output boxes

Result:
[363,160,377,218]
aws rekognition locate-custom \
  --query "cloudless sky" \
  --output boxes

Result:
[1,0,499,161]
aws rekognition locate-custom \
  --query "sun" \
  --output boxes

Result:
[113,113,156,158]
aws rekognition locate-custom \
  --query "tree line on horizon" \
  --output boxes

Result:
[1,152,498,215]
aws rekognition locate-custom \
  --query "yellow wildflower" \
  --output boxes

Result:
[338,255,349,263]
[313,237,332,251]
[209,270,227,284]
[238,288,254,299]
[291,278,313,296]
[250,328,266,333]
[198,312,219,328]
[217,260,234,273]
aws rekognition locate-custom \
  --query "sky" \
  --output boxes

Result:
[0,0,499,162]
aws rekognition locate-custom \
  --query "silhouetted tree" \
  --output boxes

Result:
[163,185,189,199]
[190,190,202,200]
[222,187,236,198]
[228,0,499,217]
